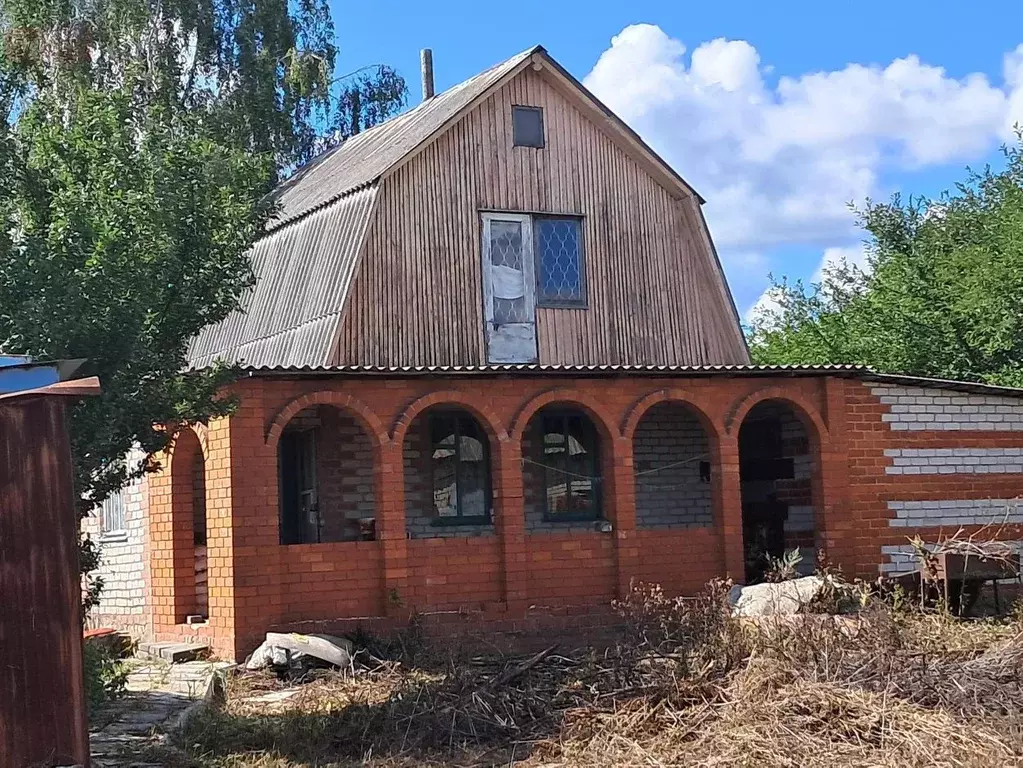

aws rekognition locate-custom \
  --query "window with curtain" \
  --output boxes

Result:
[100,489,126,535]
[430,412,491,523]
[539,410,602,520]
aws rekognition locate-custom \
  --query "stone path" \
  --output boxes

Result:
[90,659,232,767]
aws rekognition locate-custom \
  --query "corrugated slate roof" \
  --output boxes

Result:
[186,184,379,369]
[267,47,538,229]
[235,364,1023,398]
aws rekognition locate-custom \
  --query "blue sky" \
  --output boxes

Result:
[331,0,1023,316]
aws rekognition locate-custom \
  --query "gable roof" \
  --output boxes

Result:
[186,45,729,370]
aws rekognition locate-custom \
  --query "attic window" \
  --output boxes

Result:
[512,106,544,148]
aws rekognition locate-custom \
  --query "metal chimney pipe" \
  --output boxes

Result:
[421,48,435,101]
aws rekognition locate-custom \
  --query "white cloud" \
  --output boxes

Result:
[583,25,1023,313]
[811,244,870,284]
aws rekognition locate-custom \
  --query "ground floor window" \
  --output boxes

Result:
[429,412,491,523]
[537,409,602,521]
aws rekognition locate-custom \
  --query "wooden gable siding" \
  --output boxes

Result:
[334,67,748,368]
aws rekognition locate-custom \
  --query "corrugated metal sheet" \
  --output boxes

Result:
[267,47,537,228]
[240,362,866,373]
[234,364,1023,399]
[187,185,379,369]
[0,396,90,767]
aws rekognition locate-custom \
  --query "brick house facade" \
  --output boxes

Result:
[86,48,1023,660]
[124,369,1023,660]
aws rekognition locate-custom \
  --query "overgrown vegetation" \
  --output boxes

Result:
[155,579,1023,767]
[83,641,128,718]
[748,136,1023,388]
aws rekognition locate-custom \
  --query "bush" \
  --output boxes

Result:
[83,641,128,715]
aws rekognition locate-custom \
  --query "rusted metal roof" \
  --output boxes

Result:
[0,375,101,401]
[186,185,379,369]
[267,47,538,230]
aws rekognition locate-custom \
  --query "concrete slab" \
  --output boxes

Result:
[137,641,210,664]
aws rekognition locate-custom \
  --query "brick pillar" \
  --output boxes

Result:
[205,414,240,659]
[147,447,175,634]
[222,385,276,661]
[496,439,527,612]
[716,433,745,581]
[819,378,852,573]
[611,436,638,598]
[376,440,408,616]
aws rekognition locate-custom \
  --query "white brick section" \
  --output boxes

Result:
[870,385,1023,431]
[884,447,1023,475]
[784,505,816,533]
[887,498,1023,528]
[880,541,1023,575]
[83,446,149,625]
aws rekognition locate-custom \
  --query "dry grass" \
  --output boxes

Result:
[166,581,1023,768]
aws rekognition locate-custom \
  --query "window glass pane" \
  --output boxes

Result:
[489,220,528,324]
[540,412,600,519]
[101,490,125,532]
[431,414,490,520]
[457,419,487,517]
[431,416,458,517]
[512,106,544,147]
[536,218,583,304]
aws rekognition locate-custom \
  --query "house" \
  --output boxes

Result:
[85,47,1023,661]
[1,357,100,767]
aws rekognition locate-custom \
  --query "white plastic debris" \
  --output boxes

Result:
[728,576,825,617]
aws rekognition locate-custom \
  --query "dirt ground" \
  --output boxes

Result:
[126,578,1023,768]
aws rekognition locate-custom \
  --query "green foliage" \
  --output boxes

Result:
[83,641,128,716]
[748,137,1023,387]
[0,0,406,606]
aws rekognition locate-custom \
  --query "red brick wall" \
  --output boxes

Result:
[143,373,1023,661]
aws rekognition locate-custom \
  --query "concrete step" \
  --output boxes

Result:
[137,641,210,664]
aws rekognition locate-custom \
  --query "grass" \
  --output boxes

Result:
[139,580,1023,768]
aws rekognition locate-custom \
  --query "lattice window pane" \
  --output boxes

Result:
[535,217,584,305]
[489,220,529,323]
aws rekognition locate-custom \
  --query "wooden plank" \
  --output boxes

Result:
[337,65,747,368]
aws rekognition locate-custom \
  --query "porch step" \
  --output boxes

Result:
[138,641,210,664]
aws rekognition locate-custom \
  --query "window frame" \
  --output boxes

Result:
[533,214,587,308]
[539,410,603,523]
[428,411,493,527]
[512,105,545,148]
[99,488,128,541]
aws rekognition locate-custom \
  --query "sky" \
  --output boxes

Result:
[331,0,1023,319]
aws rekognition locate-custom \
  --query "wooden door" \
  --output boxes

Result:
[481,213,537,363]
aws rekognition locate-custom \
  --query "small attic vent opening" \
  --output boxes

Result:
[512,106,544,148]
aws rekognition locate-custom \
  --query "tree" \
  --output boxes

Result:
[0,0,406,605]
[748,138,1023,388]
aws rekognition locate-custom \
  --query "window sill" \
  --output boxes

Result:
[536,301,587,310]
[431,516,493,528]
[541,514,604,524]
[98,531,129,545]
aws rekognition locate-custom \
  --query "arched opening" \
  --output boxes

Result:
[632,402,713,528]
[738,400,818,582]
[403,408,493,537]
[522,407,604,531]
[170,428,208,622]
[278,405,377,544]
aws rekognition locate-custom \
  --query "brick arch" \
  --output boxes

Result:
[621,389,719,442]
[391,391,509,445]
[265,390,388,449]
[510,388,620,443]
[726,387,830,442]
